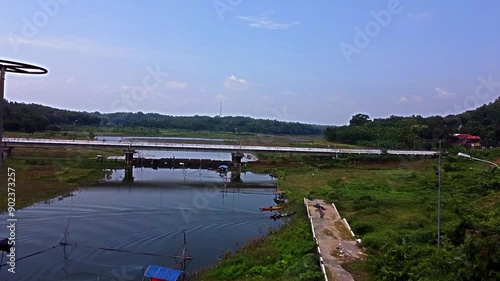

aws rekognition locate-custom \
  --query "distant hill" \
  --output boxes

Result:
[100,112,323,135]
[2,100,323,135]
[3,100,102,133]
[4,98,498,141]
[324,97,500,149]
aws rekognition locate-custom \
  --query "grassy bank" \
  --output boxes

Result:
[195,149,499,281]
[1,147,126,210]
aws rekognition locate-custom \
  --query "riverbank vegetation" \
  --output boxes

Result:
[0,147,125,210]
[324,97,500,149]
[197,148,499,280]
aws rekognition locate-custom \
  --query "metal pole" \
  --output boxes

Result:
[437,140,441,247]
[0,66,6,178]
[470,157,500,169]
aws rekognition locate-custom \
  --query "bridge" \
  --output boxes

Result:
[2,137,438,157]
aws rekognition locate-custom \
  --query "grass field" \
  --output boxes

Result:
[195,149,500,281]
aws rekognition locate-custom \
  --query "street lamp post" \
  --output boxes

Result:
[457,152,500,169]
[0,60,48,177]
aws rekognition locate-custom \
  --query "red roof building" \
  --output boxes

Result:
[448,134,481,147]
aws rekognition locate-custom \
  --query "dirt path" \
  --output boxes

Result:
[304,199,365,281]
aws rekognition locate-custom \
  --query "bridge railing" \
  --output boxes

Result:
[2,137,438,156]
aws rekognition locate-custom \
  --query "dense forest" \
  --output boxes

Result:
[2,100,322,135]
[101,112,323,135]
[3,101,102,133]
[324,97,500,149]
[3,97,499,145]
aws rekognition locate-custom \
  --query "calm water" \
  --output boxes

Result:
[0,169,278,281]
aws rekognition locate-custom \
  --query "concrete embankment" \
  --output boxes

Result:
[304,199,366,281]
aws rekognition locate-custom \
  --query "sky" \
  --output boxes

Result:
[1,0,499,125]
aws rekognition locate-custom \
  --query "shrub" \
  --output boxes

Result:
[351,220,376,236]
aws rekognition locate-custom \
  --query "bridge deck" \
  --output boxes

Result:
[2,138,438,156]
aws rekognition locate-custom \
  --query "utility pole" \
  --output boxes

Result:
[437,140,442,247]
[219,102,222,117]
[0,66,5,175]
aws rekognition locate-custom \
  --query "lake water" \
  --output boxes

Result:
[0,169,279,281]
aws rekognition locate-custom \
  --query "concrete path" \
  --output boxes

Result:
[304,199,366,281]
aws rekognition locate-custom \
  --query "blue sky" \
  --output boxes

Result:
[1,0,499,125]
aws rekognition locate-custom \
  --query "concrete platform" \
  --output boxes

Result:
[304,199,366,281]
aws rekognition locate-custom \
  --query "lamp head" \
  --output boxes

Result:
[457,152,471,158]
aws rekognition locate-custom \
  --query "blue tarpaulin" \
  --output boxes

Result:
[218,165,228,169]
[144,265,183,281]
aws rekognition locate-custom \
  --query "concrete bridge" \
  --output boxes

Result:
[2,137,438,158]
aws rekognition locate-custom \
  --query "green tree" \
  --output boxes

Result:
[349,113,371,126]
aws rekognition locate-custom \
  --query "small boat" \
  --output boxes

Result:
[259,206,283,211]
[274,198,286,204]
[273,190,287,204]
[270,212,296,220]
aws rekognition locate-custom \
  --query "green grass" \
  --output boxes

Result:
[196,149,500,281]
[1,147,126,209]
[193,207,323,281]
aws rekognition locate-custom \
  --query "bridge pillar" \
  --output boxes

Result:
[2,147,12,159]
[124,149,136,166]
[231,152,244,182]
[123,166,134,183]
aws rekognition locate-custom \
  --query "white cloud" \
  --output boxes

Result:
[398,96,410,104]
[120,85,131,92]
[164,80,188,90]
[237,15,299,30]
[398,95,424,104]
[408,9,440,21]
[223,75,248,91]
[215,94,228,101]
[434,87,456,99]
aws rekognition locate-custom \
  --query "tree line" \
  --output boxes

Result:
[3,100,102,133]
[2,100,323,135]
[324,97,500,149]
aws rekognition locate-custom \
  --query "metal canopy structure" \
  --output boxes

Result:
[0,59,48,176]
[143,265,183,281]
